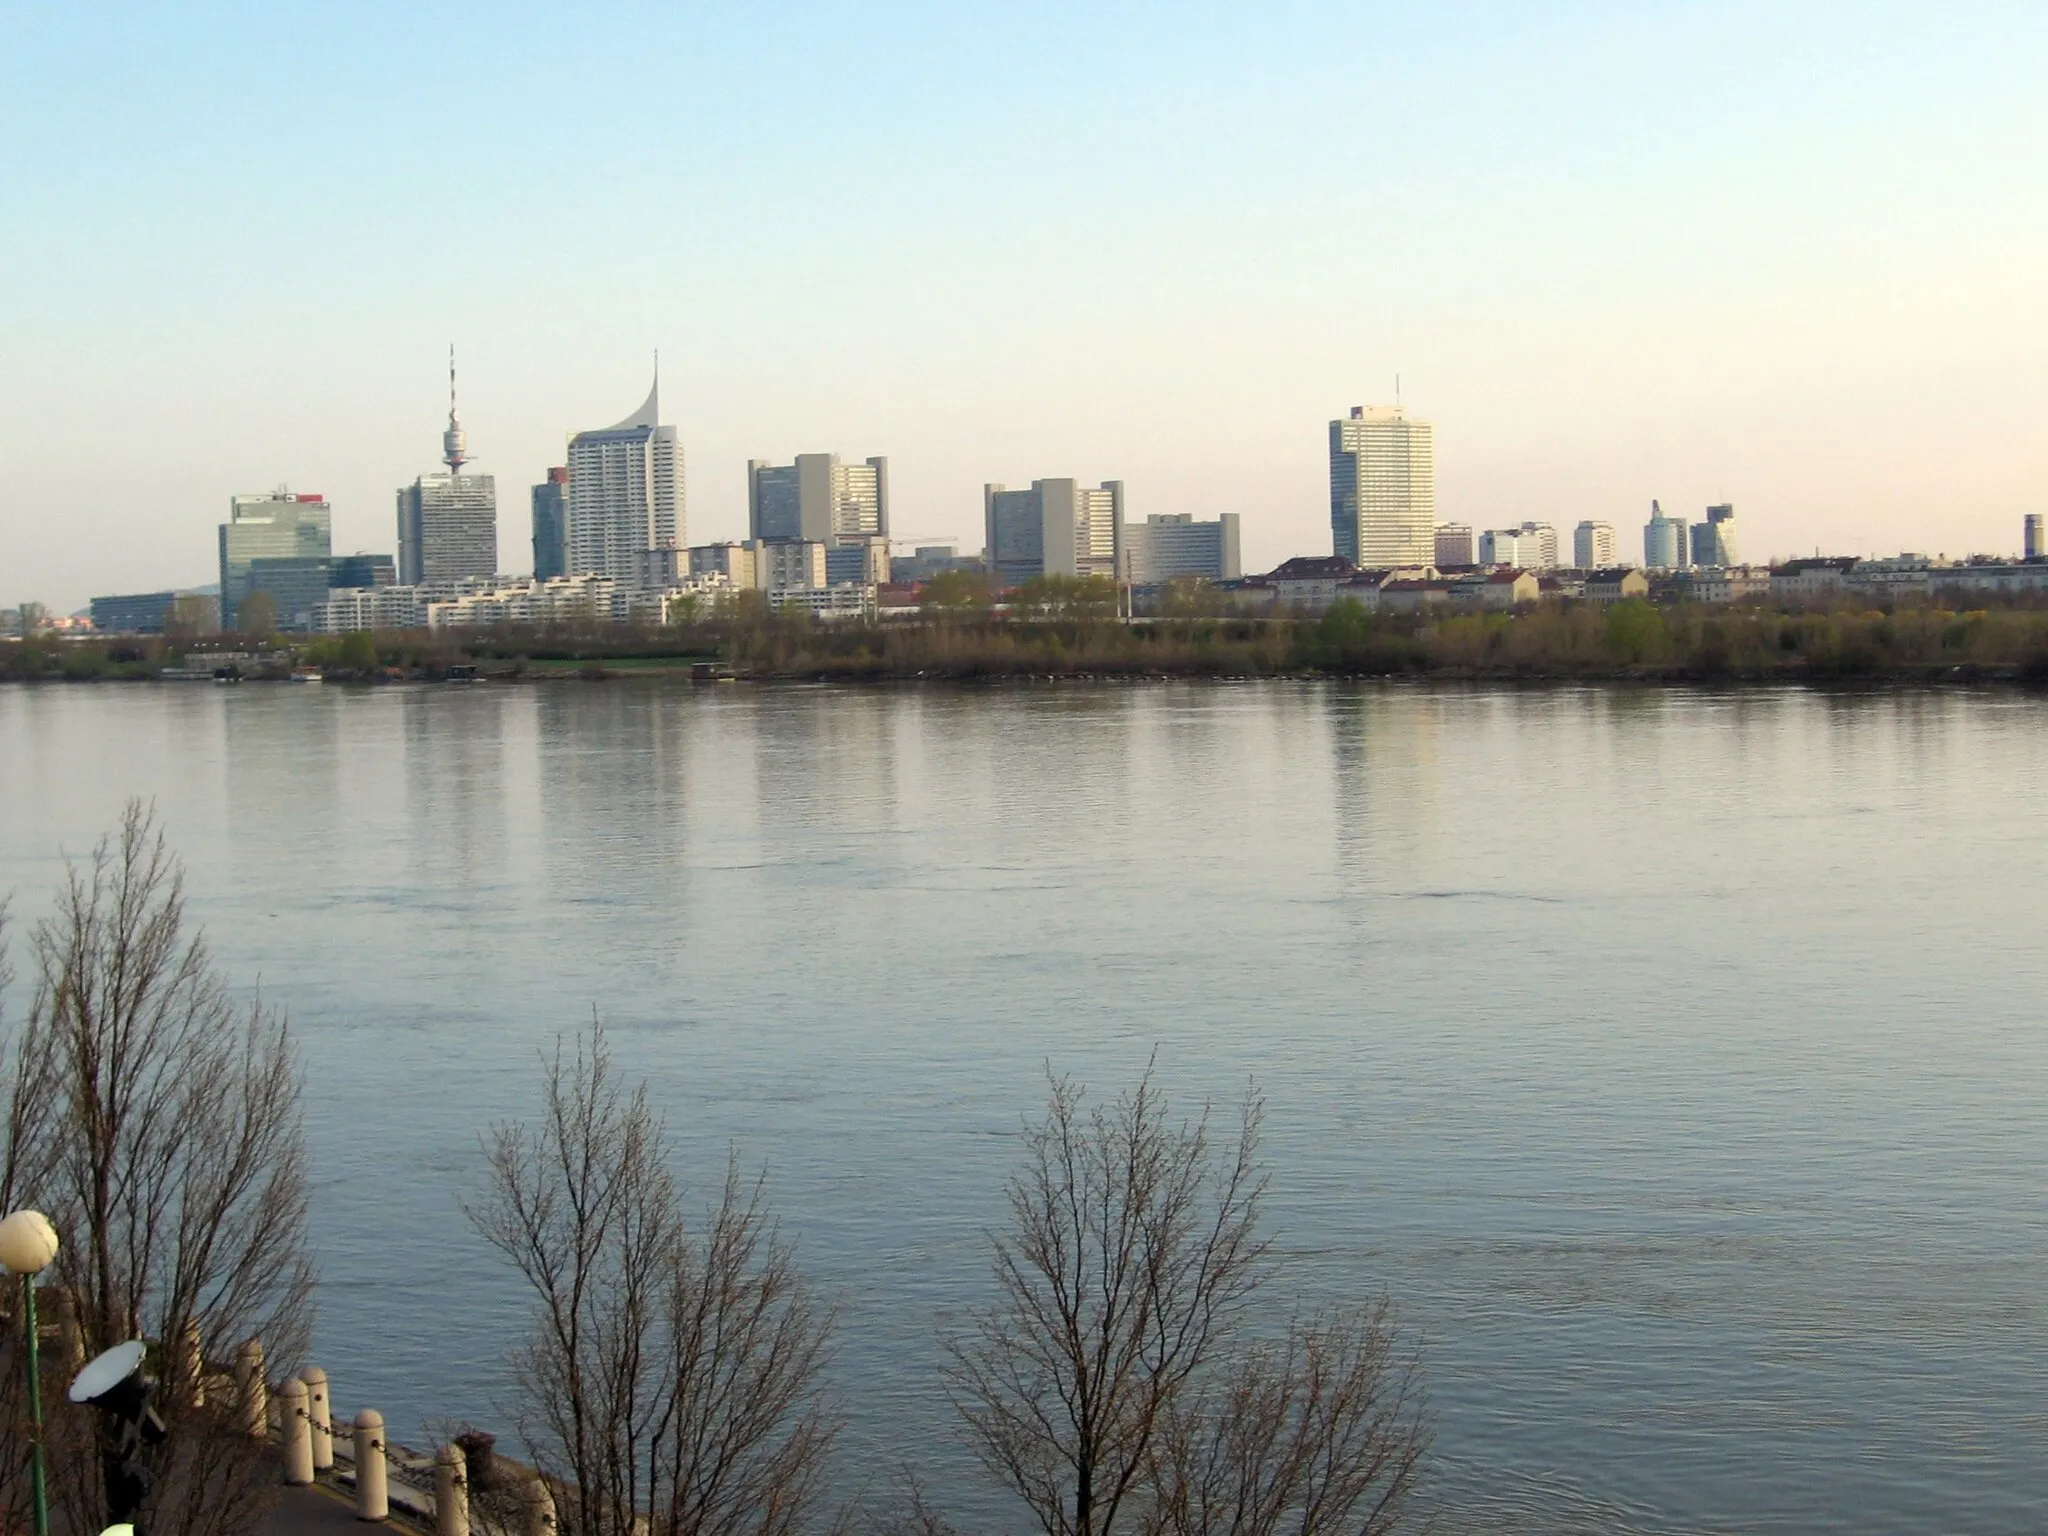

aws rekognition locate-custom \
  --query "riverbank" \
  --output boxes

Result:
[10,600,2048,685]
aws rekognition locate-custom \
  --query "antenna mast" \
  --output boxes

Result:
[442,343,469,475]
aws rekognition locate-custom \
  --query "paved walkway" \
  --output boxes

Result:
[261,1479,423,1535]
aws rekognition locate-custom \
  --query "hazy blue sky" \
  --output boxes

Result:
[5,1,2045,605]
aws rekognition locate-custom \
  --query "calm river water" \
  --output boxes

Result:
[0,682,2042,1533]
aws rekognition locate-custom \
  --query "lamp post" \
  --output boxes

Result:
[0,1209,60,1536]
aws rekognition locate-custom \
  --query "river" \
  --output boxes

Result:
[0,681,2041,1533]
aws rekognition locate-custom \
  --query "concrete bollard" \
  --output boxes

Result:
[302,1366,333,1470]
[354,1410,387,1522]
[279,1378,314,1486]
[235,1340,268,1439]
[435,1443,469,1536]
[522,1478,557,1536]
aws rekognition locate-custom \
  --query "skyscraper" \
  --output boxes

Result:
[1691,503,1739,567]
[219,491,331,627]
[1643,501,1690,570]
[985,480,1123,588]
[1330,406,1434,567]
[2024,514,2042,560]
[1574,520,1619,570]
[532,467,569,580]
[748,454,889,584]
[397,351,498,584]
[566,372,682,583]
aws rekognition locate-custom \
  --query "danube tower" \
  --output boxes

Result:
[397,347,499,584]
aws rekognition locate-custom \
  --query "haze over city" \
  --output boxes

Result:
[5,0,2045,609]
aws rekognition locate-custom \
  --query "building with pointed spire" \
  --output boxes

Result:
[565,368,682,583]
[397,348,499,584]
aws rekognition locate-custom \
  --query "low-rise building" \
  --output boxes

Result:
[1122,513,1242,583]
[1682,566,1773,603]
[1585,567,1650,604]
[769,583,874,620]
[89,591,178,635]
[1450,569,1539,609]
[1771,556,1857,605]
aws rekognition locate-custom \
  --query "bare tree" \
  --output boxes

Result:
[944,1067,1426,1536]
[471,1028,837,1536]
[0,801,313,1536]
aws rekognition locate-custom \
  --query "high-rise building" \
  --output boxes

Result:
[1691,504,1739,568]
[2024,514,2043,560]
[1435,523,1476,567]
[748,454,888,544]
[532,467,570,580]
[1330,406,1434,567]
[330,553,397,589]
[245,557,337,631]
[985,480,1123,588]
[397,351,498,584]
[1121,514,1241,583]
[566,372,683,583]
[1574,521,1619,570]
[1643,501,1691,570]
[219,491,331,628]
[1479,522,1560,570]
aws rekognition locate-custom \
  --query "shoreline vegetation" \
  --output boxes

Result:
[12,589,2048,686]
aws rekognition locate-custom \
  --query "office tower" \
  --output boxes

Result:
[396,352,498,584]
[219,490,331,627]
[566,371,683,582]
[1691,504,1739,567]
[2025,514,2043,559]
[1643,501,1691,570]
[748,454,888,544]
[1477,523,1559,570]
[330,554,396,589]
[1121,514,1242,583]
[89,592,177,635]
[984,480,1123,588]
[244,557,336,631]
[1574,520,1619,570]
[1435,524,1476,566]
[1330,405,1434,567]
[532,467,570,580]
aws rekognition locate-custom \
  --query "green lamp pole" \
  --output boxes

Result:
[0,1210,61,1536]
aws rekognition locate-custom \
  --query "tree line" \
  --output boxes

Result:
[0,806,1427,1536]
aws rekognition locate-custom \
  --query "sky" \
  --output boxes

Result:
[3,0,2045,608]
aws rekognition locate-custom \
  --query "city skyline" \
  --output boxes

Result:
[6,3,2048,606]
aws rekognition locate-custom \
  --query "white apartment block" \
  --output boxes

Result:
[769,583,875,621]
[985,479,1123,588]
[1122,513,1241,583]
[566,376,683,583]
[1329,406,1434,568]
[1574,520,1619,570]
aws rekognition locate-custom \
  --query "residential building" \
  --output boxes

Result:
[1377,578,1455,613]
[748,454,889,547]
[1691,504,1739,567]
[1933,561,2048,598]
[1771,556,1858,604]
[566,373,683,582]
[1435,523,1476,567]
[1585,567,1651,604]
[532,467,570,580]
[1122,514,1241,583]
[330,554,396,589]
[1845,555,1938,599]
[690,543,757,589]
[2027,514,2045,560]
[1574,520,1619,570]
[770,584,875,621]
[218,491,331,628]
[89,591,177,635]
[1263,555,1358,612]
[1449,569,1539,609]
[1682,566,1773,603]
[1330,405,1434,567]
[1642,501,1691,570]
[984,479,1123,588]
[754,540,828,592]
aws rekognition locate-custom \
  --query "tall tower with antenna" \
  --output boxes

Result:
[397,346,498,583]
[443,344,469,476]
